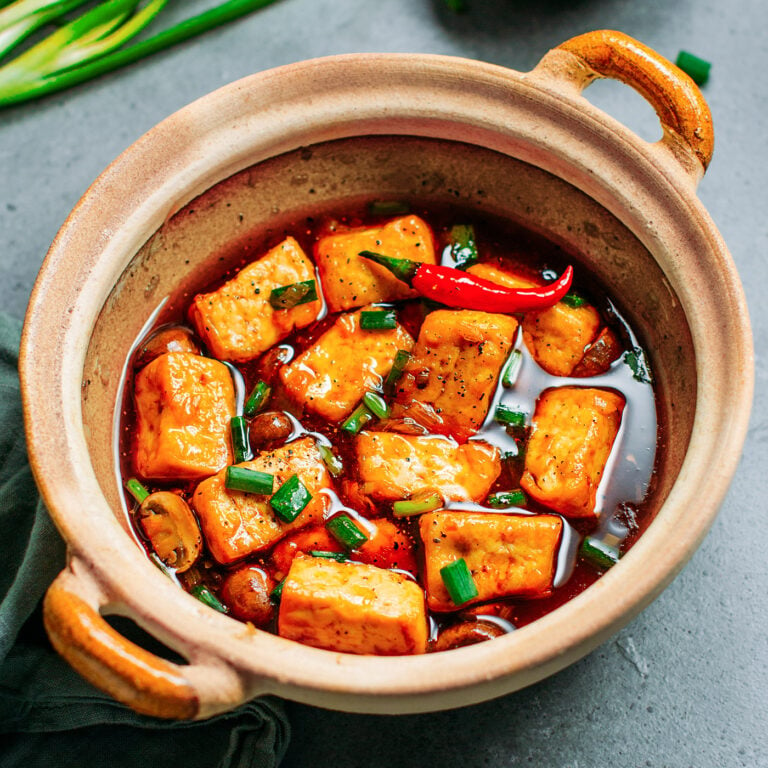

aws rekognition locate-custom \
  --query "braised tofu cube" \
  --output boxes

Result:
[315,215,436,313]
[355,432,501,503]
[133,352,234,481]
[189,237,321,362]
[280,309,414,422]
[419,511,563,612]
[467,264,601,377]
[391,309,518,441]
[278,556,429,655]
[520,387,625,518]
[191,437,333,564]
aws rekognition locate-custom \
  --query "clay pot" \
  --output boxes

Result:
[20,31,752,718]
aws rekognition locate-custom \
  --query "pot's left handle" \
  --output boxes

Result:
[44,563,251,719]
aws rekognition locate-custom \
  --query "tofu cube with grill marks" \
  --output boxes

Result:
[520,387,625,518]
[191,437,333,564]
[391,309,518,441]
[354,431,501,503]
[467,263,601,377]
[189,237,321,362]
[133,352,235,481]
[420,511,563,612]
[280,309,414,422]
[315,215,436,313]
[278,556,429,655]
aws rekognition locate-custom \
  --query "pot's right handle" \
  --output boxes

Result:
[535,30,714,177]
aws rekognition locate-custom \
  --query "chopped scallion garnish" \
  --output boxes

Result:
[360,309,397,330]
[440,558,478,606]
[326,514,369,550]
[341,403,375,434]
[225,466,274,495]
[561,292,587,308]
[318,444,343,477]
[362,391,390,419]
[309,550,348,562]
[449,224,478,268]
[368,200,410,216]
[270,579,285,602]
[580,536,621,570]
[501,349,523,388]
[230,416,252,463]
[393,491,443,517]
[269,279,317,310]
[675,50,711,86]
[384,349,411,394]
[494,405,526,427]
[243,380,270,417]
[190,584,228,613]
[125,477,150,504]
[270,474,312,523]
[486,490,527,509]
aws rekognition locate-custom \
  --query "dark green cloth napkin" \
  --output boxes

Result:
[0,313,290,768]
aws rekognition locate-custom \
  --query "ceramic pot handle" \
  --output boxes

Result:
[44,564,247,719]
[544,30,714,173]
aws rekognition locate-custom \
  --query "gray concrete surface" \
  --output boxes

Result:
[3,1,767,765]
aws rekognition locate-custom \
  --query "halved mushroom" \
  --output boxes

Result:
[134,326,200,368]
[433,619,507,652]
[137,491,202,572]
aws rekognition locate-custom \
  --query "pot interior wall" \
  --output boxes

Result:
[82,135,694,535]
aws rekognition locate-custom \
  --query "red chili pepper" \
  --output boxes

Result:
[359,251,573,313]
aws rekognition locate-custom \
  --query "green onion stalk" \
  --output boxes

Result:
[0,0,281,107]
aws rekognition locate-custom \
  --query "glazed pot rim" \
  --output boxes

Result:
[20,48,753,714]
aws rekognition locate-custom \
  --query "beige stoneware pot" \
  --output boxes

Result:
[21,30,752,719]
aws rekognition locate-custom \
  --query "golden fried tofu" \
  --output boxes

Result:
[520,387,625,518]
[279,309,414,422]
[354,432,500,503]
[468,263,601,376]
[391,309,517,441]
[189,237,321,362]
[420,511,563,612]
[315,215,436,313]
[191,437,333,564]
[133,352,234,481]
[278,556,428,655]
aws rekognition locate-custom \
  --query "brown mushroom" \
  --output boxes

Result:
[220,566,275,626]
[433,619,507,652]
[134,326,200,368]
[248,411,294,450]
[571,327,623,377]
[137,491,202,572]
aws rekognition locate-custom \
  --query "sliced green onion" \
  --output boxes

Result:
[270,579,285,602]
[494,405,526,427]
[624,348,652,384]
[440,558,479,606]
[362,391,391,419]
[230,416,252,463]
[269,279,317,310]
[561,292,587,308]
[318,444,343,477]
[125,477,150,504]
[326,514,369,550]
[580,536,621,570]
[309,550,348,562]
[384,349,411,394]
[501,349,523,388]
[368,200,410,216]
[341,403,375,434]
[243,380,270,417]
[270,474,312,523]
[225,466,274,495]
[360,309,397,330]
[393,491,443,517]
[449,224,478,268]
[486,490,527,509]
[190,584,227,613]
[675,50,711,86]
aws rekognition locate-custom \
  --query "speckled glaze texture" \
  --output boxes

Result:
[20,31,753,719]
